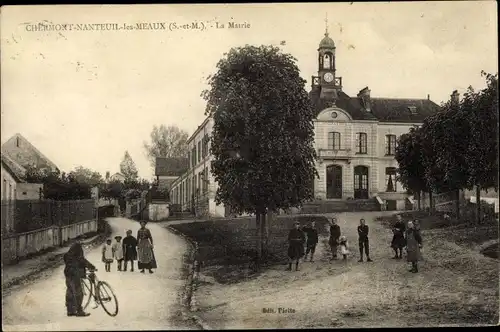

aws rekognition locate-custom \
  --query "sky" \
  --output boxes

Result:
[1,2,498,180]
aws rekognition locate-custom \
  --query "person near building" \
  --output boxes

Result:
[357,218,373,262]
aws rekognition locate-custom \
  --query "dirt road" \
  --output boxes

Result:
[2,217,195,331]
[193,211,498,328]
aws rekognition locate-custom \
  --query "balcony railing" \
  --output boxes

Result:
[318,148,352,160]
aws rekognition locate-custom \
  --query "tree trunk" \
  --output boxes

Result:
[417,191,421,210]
[263,211,270,257]
[429,191,434,213]
[476,185,481,225]
[261,212,267,258]
[256,213,262,261]
[455,189,460,222]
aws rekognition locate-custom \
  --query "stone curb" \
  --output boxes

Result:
[2,220,111,293]
[165,225,212,330]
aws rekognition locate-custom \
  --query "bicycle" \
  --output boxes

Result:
[81,268,119,317]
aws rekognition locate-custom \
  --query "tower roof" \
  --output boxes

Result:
[319,31,335,49]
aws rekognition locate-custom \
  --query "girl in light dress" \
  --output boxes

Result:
[339,235,350,260]
[102,239,114,272]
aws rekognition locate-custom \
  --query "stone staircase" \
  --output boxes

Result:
[301,198,381,214]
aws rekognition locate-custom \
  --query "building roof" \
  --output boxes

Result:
[370,97,441,123]
[319,32,335,49]
[310,88,441,122]
[1,152,26,183]
[155,157,189,177]
[110,172,125,178]
[1,133,59,171]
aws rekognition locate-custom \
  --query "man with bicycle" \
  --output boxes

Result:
[63,242,96,317]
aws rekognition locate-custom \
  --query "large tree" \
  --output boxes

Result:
[120,151,139,183]
[143,124,189,168]
[463,72,499,223]
[68,166,104,187]
[425,97,471,217]
[203,45,318,260]
[395,127,429,210]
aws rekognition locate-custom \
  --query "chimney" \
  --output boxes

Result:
[357,87,371,112]
[427,94,430,100]
[451,90,459,105]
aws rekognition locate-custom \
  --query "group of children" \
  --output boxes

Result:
[101,229,138,272]
[287,219,351,271]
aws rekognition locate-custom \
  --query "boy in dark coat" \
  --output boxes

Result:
[357,218,373,262]
[122,229,138,272]
[329,218,341,260]
[63,242,95,317]
[287,222,305,271]
[302,221,319,262]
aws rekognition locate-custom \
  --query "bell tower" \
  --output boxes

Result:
[311,15,343,103]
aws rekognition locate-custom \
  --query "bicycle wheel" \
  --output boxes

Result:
[97,281,119,316]
[81,278,93,310]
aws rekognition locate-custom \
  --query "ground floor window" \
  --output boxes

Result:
[385,167,397,192]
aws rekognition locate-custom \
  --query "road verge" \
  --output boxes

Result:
[166,225,213,330]
[2,219,111,295]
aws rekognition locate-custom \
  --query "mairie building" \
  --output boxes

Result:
[169,29,441,217]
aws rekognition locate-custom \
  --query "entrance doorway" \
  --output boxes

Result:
[326,165,342,199]
[354,166,369,199]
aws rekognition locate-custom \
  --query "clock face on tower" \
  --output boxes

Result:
[323,72,334,83]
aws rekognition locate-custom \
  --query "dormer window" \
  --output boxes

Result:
[408,106,417,115]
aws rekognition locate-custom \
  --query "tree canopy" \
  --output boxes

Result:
[395,71,498,220]
[395,127,428,195]
[143,124,189,168]
[24,165,91,200]
[119,151,139,183]
[203,45,318,215]
[68,166,104,187]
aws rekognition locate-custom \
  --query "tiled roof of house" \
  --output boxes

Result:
[370,98,441,123]
[155,157,189,177]
[310,88,441,122]
[1,133,59,171]
[1,152,26,182]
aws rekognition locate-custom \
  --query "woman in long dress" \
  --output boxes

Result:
[391,215,406,259]
[406,221,423,273]
[137,221,157,274]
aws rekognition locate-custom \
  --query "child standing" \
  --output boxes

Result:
[123,230,138,272]
[112,236,124,271]
[102,239,114,272]
[339,235,350,260]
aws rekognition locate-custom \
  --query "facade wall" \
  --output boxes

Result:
[170,117,226,217]
[313,107,421,209]
[1,165,17,202]
[1,164,17,234]
[16,183,43,200]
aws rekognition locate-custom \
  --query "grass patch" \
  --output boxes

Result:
[171,214,330,283]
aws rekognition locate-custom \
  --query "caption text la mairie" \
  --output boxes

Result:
[25,21,250,32]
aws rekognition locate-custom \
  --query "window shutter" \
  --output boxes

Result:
[384,135,388,155]
[355,133,360,152]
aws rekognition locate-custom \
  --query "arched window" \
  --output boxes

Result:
[323,54,331,69]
